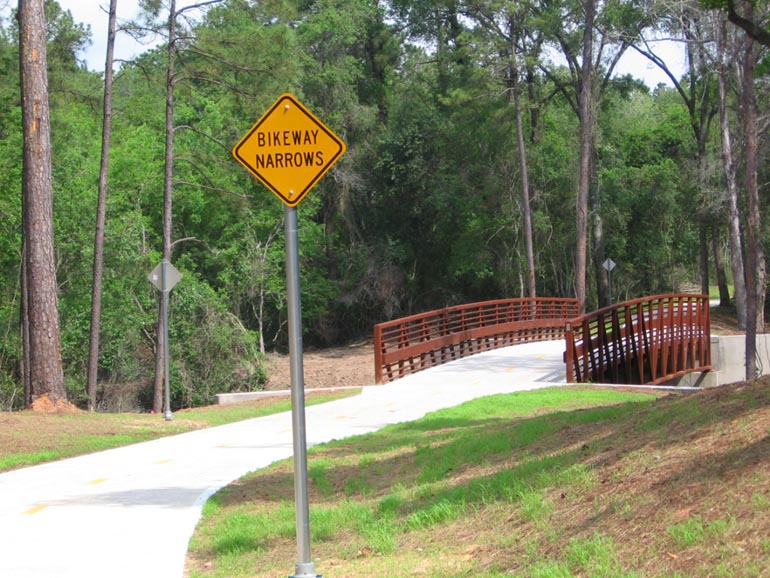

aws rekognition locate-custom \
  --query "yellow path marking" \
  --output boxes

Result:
[215,444,232,448]
[24,504,48,515]
[87,478,109,485]
[155,459,173,465]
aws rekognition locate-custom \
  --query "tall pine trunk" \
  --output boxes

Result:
[87,0,118,411]
[18,0,66,404]
[153,0,178,413]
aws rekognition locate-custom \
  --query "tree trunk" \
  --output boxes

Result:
[592,183,608,307]
[18,0,66,404]
[153,302,164,413]
[575,0,596,314]
[524,61,541,145]
[257,286,266,354]
[689,14,716,302]
[87,0,118,412]
[511,28,536,299]
[717,18,747,328]
[325,209,338,280]
[153,0,178,413]
[20,243,31,405]
[699,223,710,296]
[738,7,765,379]
[711,224,730,306]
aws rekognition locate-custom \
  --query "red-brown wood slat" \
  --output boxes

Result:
[565,294,712,386]
[373,297,579,383]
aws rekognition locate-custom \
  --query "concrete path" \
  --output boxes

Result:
[0,341,567,578]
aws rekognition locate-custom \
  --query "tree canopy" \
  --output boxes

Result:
[0,0,768,409]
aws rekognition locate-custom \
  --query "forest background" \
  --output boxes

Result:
[1,0,768,412]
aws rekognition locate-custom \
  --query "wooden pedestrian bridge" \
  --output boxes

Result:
[373,294,712,386]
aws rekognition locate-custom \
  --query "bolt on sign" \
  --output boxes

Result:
[232,93,346,207]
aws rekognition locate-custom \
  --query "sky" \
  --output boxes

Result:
[57,0,174,68]
[58,0,685,88]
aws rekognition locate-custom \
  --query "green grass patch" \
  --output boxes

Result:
[186,381,770,577]
[188,387,664,577]
[0,450,61,470]
[564,534,633,577]
[668,515,730,548]
[179,390,360,426]
[0,390,359,472]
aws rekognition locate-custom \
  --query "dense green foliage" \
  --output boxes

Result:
[0,0,767,410]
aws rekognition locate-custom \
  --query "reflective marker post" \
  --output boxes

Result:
[603,258,617,305]
[284,206,318,578]
[148,259,182,421]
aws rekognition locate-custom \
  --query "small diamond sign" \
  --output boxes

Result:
[148,260,182,293]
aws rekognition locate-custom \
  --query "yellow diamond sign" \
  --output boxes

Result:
[232,93,346,207]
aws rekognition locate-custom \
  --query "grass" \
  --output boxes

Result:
[668,515,730,548]
[709,285,734,300]
[185,380,770,578]
[0,389,359,472]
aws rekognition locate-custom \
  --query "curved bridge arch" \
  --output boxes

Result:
[373,297,579,383]
[564,294,712,385]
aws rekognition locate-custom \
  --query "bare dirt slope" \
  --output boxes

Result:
[263,341,376,391]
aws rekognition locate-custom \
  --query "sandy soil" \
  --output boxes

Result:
[262,341,376,391]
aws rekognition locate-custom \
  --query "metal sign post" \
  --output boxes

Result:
[232,92,345,578]
[148,259,182,421]
[284,206,316,578]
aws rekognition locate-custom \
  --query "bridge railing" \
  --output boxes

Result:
[374,297,580,384]
[564,294,712,385]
